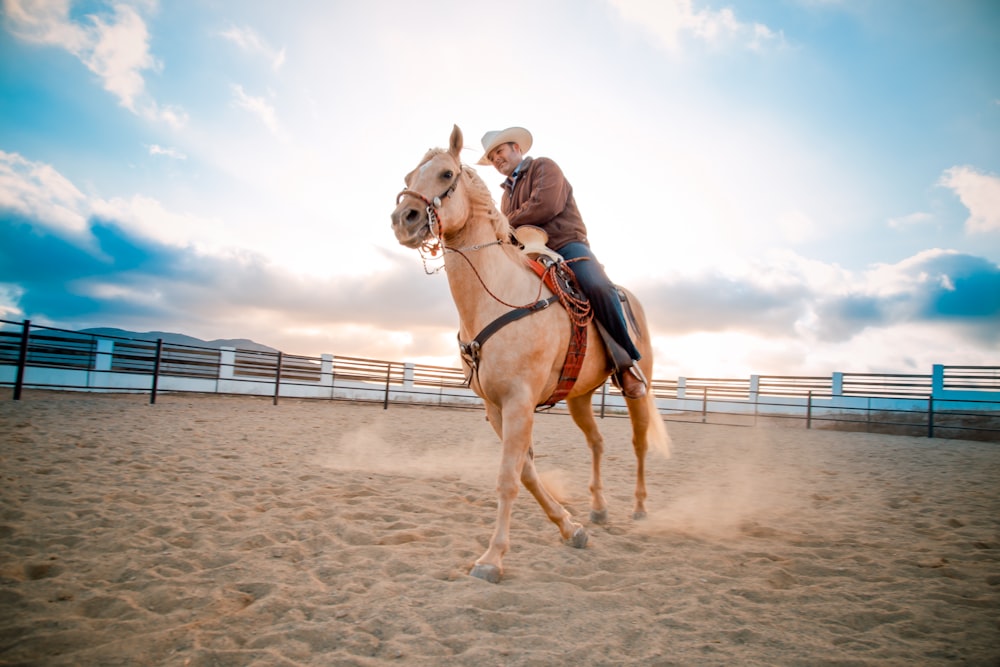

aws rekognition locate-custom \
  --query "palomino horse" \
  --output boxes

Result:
[391,126,669,583]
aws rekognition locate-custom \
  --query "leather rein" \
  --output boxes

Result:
[396,167,591,408]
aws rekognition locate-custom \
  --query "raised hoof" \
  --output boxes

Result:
[590,509,609,525]
[565,526,588,549]
[469,564,502,584]
[632,510,647,520]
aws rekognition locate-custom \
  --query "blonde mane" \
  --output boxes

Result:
[461,164,511,241]
[404,148,511,243]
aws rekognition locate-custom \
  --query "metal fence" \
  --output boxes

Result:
[2,318,998,442]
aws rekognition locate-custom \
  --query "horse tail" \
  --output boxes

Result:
[643,391,671,458]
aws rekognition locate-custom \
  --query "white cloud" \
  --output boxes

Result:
[231,84,285,139]
[220,24,286,71]
[0,283,26,319]
[0,149,88,234]
[939,165,1000,234]
[607,0,786,52]
[82,3,157,111]
[775,209,820,244]
[0,150,229,254]
[149,103,189,129]
[888,211,932,230]
[2,0,89,50]
[3,0,184,124]
[90,193,229,252]
[147,144,186,160]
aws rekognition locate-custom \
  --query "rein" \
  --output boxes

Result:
[396,162,590,406]
[458,256,593,408]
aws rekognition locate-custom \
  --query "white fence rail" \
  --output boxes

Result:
[2,319,998,441]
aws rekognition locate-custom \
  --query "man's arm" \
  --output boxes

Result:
[507,158,571,227]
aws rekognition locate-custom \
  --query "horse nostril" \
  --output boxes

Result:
[404,208,421,224]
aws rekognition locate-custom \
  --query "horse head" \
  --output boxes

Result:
[391,125,473,250]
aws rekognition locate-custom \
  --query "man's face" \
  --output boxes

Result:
[488,142,522,177]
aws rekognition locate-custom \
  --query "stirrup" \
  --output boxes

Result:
[612,362,647,391]
[626,364,648,387]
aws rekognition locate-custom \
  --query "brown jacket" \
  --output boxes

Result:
[500,157,589,251]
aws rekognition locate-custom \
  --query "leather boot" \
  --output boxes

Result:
[620,365,647,399]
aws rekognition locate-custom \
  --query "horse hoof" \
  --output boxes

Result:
[590,509,609,524]
[632,510,647,520]
[566,526,588,549]
[470,564,502,584]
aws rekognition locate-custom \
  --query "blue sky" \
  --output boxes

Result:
[1,0,998,378]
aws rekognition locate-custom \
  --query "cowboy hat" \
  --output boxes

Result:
[477,126,532,165]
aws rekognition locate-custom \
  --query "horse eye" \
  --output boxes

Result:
[442,170,454,179]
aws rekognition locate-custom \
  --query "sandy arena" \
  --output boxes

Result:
[1,392,998,666]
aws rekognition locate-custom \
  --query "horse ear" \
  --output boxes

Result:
[449,125,463,158]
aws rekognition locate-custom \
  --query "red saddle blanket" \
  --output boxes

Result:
[527,257,592,408]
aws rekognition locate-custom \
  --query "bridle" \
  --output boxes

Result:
[394,158,550,312]
[395,164,464,260]
[393,155,591,400]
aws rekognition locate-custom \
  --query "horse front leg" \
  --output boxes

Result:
[470,402,533,584]
[520,448,587,547]
[480,401,587,557]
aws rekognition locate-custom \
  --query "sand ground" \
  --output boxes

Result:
[1,392,998,666]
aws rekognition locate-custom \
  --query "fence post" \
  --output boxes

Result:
[806,390,812,429]
[150,338,163,405]
[701,387,707,423]
[13,319,30,400]
[383,362,392,410]
[600,380,607,419]
[273,351,283,406]
[927,396,934,439]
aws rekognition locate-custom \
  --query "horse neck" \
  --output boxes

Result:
[442,231,537,337]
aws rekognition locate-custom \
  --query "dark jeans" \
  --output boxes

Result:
[558,242,641,362]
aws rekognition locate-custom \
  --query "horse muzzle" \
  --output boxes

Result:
[391,201,430,249]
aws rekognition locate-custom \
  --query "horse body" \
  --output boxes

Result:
[391,125,669,583]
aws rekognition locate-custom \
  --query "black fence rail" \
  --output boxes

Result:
[649,379,679,398]
[685,377,752,400]
[2,318,998,441]
[410,363,469,389]
[841,372,932,398]
[234,349,323,382]
[758,375,833,397]
[1,329,96,370]
[649,390,1000,443]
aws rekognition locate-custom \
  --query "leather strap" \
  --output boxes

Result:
[459,295,558,372]
[458,258,590,409]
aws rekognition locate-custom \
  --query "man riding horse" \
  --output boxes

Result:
[478,126,649,399]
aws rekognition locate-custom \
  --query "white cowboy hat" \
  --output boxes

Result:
[477,127,532,165]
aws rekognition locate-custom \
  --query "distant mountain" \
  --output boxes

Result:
[79,328,279,353]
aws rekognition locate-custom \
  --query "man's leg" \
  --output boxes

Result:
[558,243,646,398]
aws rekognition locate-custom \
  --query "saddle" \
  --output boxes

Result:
[516,226,643,394]
[517,227,591,407]
[459,227,639,408]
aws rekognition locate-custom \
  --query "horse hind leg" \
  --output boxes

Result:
[567,393,609,524]
[624,390,670,519]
